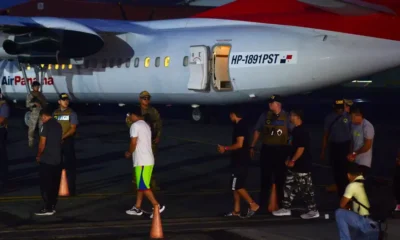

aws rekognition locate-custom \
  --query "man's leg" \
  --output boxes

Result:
[335,208,377,240]
[150,143,159,191]
[394,166,400,210]
[36,163,55,215]
[259,145,272,209]
[337,141,350,197]
[273,170,296,216]
[49,165,62,210]
[274,146,289,207]
[28,109,39,147]
[126,166,145,216]
[233,171,259,217]
[62,137,77,196]
[298,172,319,219]
[0,128,8,187]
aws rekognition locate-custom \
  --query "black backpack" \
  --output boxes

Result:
[352,178,396,239]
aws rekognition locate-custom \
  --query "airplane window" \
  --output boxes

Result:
[117,58,122,68]
[68,64,73,69]
[92,59,97,68]
[183,56,188,66]
[48,64,52,70]
[61,64,66,70]
[134,58,139,68]
[155,57,160,67]
[102,59,107,68]
[110,58,115,68]
[55,64,59,70]
[164,57,170,67]
[126,58,131,68]
[144,57,150,68]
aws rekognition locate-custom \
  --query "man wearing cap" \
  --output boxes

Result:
[320,99,352,197]
[250,94,293,212]
[26,81,48,147]
[53,93,79,196]
[126,91,162,191]
[0,89,9,191]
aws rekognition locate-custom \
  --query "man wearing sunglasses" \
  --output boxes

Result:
[126,91,162,191]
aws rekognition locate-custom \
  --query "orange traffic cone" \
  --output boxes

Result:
[58,169,70,197]
[150,205,164,239]
[268,183,279,212]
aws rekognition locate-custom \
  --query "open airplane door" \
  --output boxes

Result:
[187,45,209,91]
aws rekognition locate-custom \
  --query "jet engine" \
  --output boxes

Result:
[0,18,104,64]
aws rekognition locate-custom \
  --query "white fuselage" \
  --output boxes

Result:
[1,18,400,105]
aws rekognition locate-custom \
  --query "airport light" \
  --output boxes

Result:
[48,64,52,70]
[61,64,65,70]
[68,64,73,69]
[55,64,59,70]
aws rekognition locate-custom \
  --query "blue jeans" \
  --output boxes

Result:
[335,209,379,240]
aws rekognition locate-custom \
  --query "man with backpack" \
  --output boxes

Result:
[335,162,395,240]
[335,162,379,239]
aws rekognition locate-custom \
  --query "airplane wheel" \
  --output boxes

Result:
[191,108,203,122]
[24,111,31,127]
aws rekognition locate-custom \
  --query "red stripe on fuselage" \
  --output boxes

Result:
[193,0,400,42]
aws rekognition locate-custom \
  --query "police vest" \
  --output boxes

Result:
[0,100,8,128]
[30,91,47,108]
[263,110,289,145]
[53,108,72,135]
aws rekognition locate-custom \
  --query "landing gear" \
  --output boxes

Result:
[190,105,210,123]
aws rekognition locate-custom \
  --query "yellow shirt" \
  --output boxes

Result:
[343,175,370,216]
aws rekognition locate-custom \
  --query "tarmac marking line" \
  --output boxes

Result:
[0,215,325,233]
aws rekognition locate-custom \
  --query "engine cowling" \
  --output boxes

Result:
[0,18,104,64]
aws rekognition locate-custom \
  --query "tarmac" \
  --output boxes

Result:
[1,104,400,239]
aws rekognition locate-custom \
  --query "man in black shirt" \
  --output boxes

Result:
[217,107,259,218]
[272,109,319,219]
[35,108,63,216]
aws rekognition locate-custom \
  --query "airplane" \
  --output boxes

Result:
[0,0,400,124]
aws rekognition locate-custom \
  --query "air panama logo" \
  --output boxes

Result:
[1,76,54,86]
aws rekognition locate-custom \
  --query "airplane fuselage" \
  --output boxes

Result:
[2,18,400,105]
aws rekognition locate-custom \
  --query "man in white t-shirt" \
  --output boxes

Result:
[335,162,379,240]
[124,106,165,218]
[346,106,374,177]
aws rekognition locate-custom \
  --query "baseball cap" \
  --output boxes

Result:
[344,99,353,106]
[139,91,151,98]
[59,93,69,100]
[268,94,283,103]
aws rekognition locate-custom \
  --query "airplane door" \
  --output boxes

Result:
[187,45,209,91]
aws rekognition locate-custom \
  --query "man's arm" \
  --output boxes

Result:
[25,94,36,108]
[128,137,138,154]
[62,111,78,139]
[354,124,374,155]
[0,104,9,124]
[251,113,266,147]
[340,184,354,209]
[291,147,305,162]
[37,124,48,158]
[153,108,162,139]
[224,136,244,151]
[339,196,352,209]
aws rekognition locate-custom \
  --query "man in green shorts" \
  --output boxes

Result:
[124,106,165,218]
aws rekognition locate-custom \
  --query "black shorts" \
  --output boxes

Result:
[230,172,247,190]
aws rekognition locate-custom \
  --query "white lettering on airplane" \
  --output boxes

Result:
[229,51,297,68]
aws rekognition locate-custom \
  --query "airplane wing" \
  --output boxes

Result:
[0,16,152,63]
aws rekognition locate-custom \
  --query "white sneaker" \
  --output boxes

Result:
[126,206,143,216]
[272,208,291,216]
[150,205,165,219]
[301,210,320,219]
